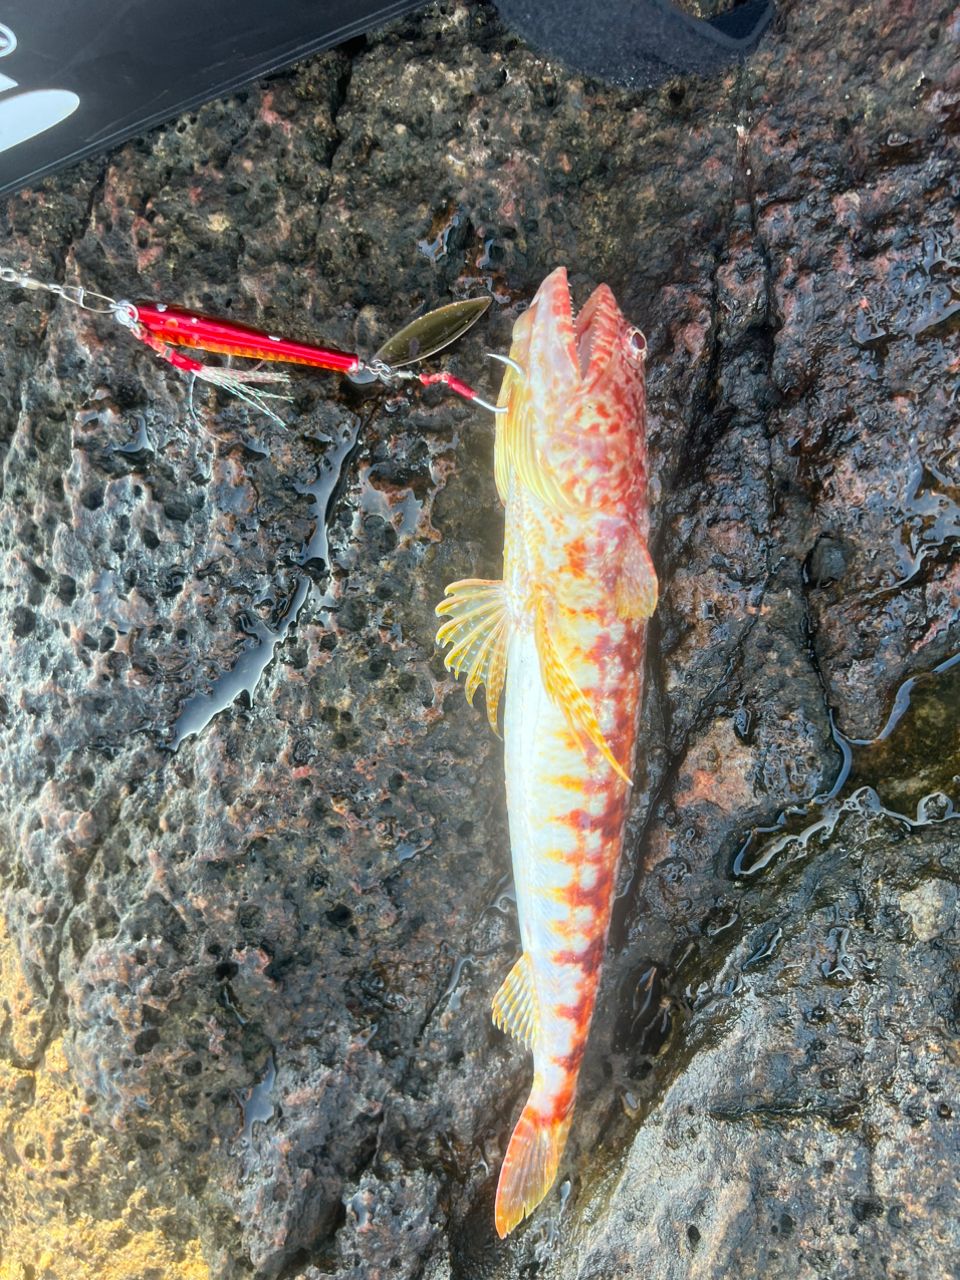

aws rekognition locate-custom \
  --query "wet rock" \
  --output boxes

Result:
[805,534,848,588]
[560,819,960,1280]
[0,0,958,1278]
[0,915,209,1274]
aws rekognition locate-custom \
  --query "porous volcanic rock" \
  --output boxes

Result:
[0,2,958,1277]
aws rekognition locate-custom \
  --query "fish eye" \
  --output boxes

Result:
[625,327,647,361]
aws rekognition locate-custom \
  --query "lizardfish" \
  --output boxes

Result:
[435,266,656,1237]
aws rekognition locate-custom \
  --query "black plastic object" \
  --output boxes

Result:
[492,0,774,88]
[0,1,774,199]
[0,1,422,197]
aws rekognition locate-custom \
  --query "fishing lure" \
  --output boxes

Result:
[436,266,656,1236]
[0,263,501,421]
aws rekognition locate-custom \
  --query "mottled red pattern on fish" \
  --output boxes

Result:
[435,267,655,1237]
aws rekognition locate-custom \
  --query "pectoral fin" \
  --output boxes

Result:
[616,530,658,620]
[534,598,631,784]
[435,579,509,733]
[492,953,539,1049]
[494,367,575,512]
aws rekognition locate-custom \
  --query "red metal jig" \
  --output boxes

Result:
[0,263,504,422]
[130,302,363,375]
[116,294,504,420]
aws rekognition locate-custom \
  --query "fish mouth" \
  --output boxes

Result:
[574,281,621,381]
[527,266,622,386]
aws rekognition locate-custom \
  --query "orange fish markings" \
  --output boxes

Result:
[435,267,657,1237]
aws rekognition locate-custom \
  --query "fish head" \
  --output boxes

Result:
[499,266,648,511]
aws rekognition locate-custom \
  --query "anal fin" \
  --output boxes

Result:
[492,953,539,1049]
[435,579,509,733]
[534,599,631,785]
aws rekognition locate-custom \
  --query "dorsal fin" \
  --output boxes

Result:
[616,527,658,620]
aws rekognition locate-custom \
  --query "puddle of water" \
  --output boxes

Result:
[358,465,423,539]
[240,1051,277,1148]
[417,204,464,263]
[820,925,855,981]
[394,838,428,863]
[295,420,361,571]
[733,651,960,876]
[439,954,473,1015]
[486,874,516,919]
[869,453,960,596]
[742,925,783,969]
[113,412,153,457]
[614,960,676,1058]
[167,418,360,751]
[219,981,248,1027]
[166,575,310,750]
[530,1178,571,1264]
[854,231,960,354]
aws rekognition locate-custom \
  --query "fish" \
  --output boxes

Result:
[435,266,657,1237]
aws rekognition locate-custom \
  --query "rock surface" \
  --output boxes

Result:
[0,1,958,1277]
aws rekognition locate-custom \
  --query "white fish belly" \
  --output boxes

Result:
[503,629,609,1082]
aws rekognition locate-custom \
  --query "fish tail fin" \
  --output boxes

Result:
[495,1101,573,1238]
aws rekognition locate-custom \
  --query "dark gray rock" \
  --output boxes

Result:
[0,0,957,1277]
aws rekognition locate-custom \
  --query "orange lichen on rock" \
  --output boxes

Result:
[0,916,209,1280]
[0,922,49,1064]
